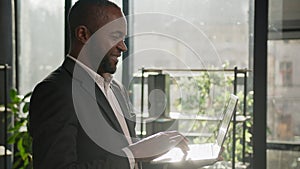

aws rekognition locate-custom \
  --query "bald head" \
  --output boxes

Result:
[68,0,121,43]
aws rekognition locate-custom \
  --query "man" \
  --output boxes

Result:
[29,0,188,169]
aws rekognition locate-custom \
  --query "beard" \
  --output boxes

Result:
[98,55,117,74]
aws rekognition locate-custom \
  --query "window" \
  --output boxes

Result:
[18,0,123,93]
[130,0,251,72]
[129,0,253,114]
[128,0,254,167]
[18,0,65,94]
[267,40,300,169]
[268,0,300,168]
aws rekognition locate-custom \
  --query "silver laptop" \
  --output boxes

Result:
[151,94,238,166]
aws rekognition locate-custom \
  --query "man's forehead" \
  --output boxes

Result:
[93,16,127,38]
[104,18,126,31]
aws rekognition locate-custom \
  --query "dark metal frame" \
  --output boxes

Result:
[122,0,133,88]
[14,0,19,90]
[253,0,268,169]
[232,67,251,167]
[0,64,11,169]
[65,0,72,56]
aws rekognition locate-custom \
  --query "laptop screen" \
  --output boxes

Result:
[216,94,238,146]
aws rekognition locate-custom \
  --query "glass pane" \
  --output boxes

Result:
[269,0,300,39]
[129,0,254,166]
[18,0,124,93]
[18,0,64,94]
[129,1,253,114]
[131,0,251,73]
[71,0,122,9]
[267,40,300,142]
[268,0,300,168]
[267,150,300,169]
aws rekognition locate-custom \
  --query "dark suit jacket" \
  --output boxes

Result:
[29,57,137,169]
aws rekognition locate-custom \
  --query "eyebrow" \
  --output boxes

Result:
[110,30,125,37]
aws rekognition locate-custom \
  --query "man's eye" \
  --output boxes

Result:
[110,32,124,41]
[110,35,120,41]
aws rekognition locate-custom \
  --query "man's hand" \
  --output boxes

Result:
[128,131,189,161]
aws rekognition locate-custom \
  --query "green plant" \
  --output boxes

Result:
[7,88,33,169]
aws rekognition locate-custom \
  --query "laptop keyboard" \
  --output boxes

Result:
[152,143,215,162]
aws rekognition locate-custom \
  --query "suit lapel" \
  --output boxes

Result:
[111,81,136,137]
[62,58,124,133]
[94,85,124,133]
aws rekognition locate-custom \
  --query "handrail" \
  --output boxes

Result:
[139,68,252,73]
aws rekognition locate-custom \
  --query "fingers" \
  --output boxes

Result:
[169,135,189,147]
[164,130,189,142]
[176,142,190,155]
[130,130,190,160]
[221,146,225,153]
[168,133,190,154]
[217,156,224,161]
[217,146,225,161]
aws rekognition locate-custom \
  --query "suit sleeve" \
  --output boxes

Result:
[29,81,130,169]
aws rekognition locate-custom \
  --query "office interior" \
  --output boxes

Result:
[0,0,300,169]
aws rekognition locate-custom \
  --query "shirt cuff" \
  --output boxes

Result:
[122,147,135,169]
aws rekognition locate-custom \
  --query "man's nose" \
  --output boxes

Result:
[117,40,128,52]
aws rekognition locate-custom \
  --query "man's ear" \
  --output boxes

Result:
[75,25,91,44]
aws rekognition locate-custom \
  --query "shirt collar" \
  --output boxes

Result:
[66,55,113,87]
